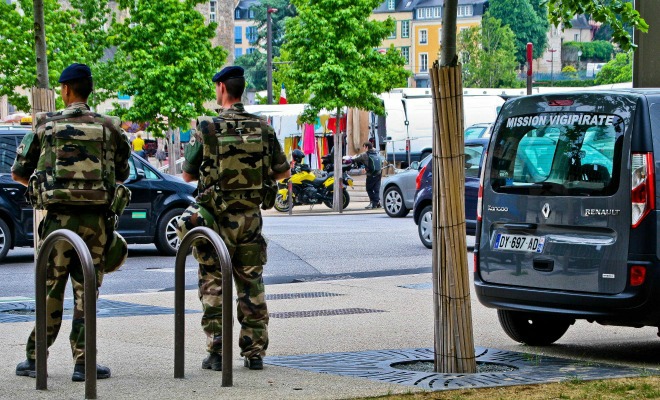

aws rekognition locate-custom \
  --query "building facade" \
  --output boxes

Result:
[371,0,415,85]
[234,0,260,60]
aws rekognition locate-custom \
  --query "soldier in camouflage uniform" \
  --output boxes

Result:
[177,66,290,371]
[11,64,131,382]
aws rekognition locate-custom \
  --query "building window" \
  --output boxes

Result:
[433,6,441,18]
[419,29,427,44]
[401,20,410,38]
[420,53,428,73]
[235,8,240,19]
[574,33,580,41]
[457,5,473,17]
[247,26,258,44]
[210,0,216,22]
[387,0,395,10]
[417,7,440,19]
[235,48,243,58]
[400,47,410,65]
[248,9,255,19]
[247,48,256,54]
[439,28,442,43]
[388,23,396,39]
[235,26,242,44]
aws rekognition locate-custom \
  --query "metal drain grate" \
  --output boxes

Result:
[266,347,656,390]
[266,292,343,300]
[269,308,386,319]
[0,299,199,323]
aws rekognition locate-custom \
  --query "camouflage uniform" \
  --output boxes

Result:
[12,102,131,364]
[177,103,288,358]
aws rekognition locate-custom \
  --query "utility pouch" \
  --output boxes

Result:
[109,184,131,217]
[27,174,44,210]
[197,185,228,217]
[261,178,277,210]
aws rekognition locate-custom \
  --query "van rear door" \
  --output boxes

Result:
[479,94,636,294]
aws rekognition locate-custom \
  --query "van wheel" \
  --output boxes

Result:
[418,205,432,249]
[497,309,573,346]
[155,208,185,256]
[0,218,11,263]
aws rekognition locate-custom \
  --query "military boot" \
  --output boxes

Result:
[244,355,263,370]
[202,353,222,371]
[16,359,36,378]
[72,364,111,382]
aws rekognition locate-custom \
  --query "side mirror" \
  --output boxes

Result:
[410,161,420,170]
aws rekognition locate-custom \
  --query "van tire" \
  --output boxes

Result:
[497,309,572,346]
[155,208,185,256]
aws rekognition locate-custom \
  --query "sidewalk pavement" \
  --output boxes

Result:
[2,274,439,399]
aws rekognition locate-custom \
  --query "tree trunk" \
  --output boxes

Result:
[431,0,477,374]
[33,0,49,89]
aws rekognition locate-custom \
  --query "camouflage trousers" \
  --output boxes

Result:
[25,210,125,364]
[176,203,269,358]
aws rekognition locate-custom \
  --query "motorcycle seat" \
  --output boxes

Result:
[313,177,327,185]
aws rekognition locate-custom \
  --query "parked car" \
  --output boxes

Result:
[464,122,493,140]
[379,155,431,217]
[0,126,196,262]
[413,138,488,248]
[475,90,660,346]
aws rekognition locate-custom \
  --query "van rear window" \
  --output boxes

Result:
[490,113,624,196]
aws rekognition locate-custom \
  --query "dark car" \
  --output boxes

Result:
[412,138,488,248]
[0,126,195,262]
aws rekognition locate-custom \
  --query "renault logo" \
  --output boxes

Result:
[542,203,551,219]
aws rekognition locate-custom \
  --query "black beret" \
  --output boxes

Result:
[212,66,244,83]
[58,63,92,83]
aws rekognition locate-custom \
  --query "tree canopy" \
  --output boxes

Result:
[458,14,520,88]
[108,0,227,135]
[0,0,104,111]
[595,52,632,84]
[488,0,549,65]
[278,0,408,122]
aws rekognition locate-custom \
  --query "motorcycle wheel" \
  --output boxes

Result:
[323,189,350,209]
[274,193,291,212]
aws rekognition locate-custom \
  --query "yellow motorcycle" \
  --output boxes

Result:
[274,161,355,212]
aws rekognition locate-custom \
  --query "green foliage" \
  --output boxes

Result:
[458,14,521,88]
[108,0,227,136]
[594,52,632,84]
[488,0,549,64]
[0,0,104,111]
[235,51,267,90]
[563,41,613,62]
[547,0,648,51]
[278,0,409,123]
[561,65,578,79]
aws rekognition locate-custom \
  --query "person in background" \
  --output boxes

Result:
[352,141,383,209]
[132,131,146,158]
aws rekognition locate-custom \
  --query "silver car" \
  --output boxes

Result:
[379,156,430,218]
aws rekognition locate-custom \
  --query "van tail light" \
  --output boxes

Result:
[474,252,478,273]
[416,165,427,191]
[630,265,647,286]
[631,152,655,228]
[477,151,487,221]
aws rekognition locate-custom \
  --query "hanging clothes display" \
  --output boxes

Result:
[302,123,316,156]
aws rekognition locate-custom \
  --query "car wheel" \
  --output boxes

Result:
[0,218,11,262]
[383,186,409,218]
[418,205,432,249]
[497,309,573,346]
[155,208,185,256]
[274,193,291,212]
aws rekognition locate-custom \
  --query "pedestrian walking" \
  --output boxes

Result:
[177,66,290,371]
[11,63,132,382]
[352,141,383,209]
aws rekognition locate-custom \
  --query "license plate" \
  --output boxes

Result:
[493,233,545,253]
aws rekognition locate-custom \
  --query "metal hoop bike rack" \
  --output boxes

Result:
[35,228,98,399]
[174,226,233,387]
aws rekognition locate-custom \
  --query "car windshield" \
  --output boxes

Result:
[0,134,22,174]
[465,125,487,140]
[490,112,624,196]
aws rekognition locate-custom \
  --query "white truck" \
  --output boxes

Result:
[373,88,505,166]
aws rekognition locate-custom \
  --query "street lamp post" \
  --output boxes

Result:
[546,48,557,86]
[577,50,582,71]
[266,8,278,105]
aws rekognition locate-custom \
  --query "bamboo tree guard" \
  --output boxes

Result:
[429,60,477,373]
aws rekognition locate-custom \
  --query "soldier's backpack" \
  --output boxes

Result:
[31,110,118,208]
[196,112,273,213]
[367,151,382,175]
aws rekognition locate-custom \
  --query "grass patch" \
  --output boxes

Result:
[354,376,660,400]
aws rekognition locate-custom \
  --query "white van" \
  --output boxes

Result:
[375,90,504,166]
